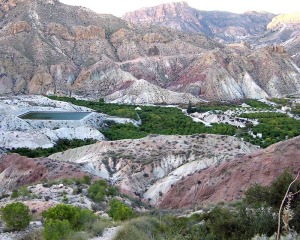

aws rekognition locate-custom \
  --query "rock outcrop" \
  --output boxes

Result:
[267,12,300,30]
[123,2,275,42]
[253,12,300,67]
[159,136,300,209]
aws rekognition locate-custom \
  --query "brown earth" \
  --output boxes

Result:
[159,136,300,209]
[0,153,91,193]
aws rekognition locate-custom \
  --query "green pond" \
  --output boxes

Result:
[19,111,92,120]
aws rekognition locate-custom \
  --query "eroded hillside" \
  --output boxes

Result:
[159,136,300,209]
[49,134,257,206]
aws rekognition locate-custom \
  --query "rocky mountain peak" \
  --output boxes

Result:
[160,1,188,8]
[0,0,299,102]
[0,0,26,13]
[123,1,192,24]
[267,12,300,29]
[122,3,275,42]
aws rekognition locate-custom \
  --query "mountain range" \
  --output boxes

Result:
[0,0,299,102]
[123,2,276,42]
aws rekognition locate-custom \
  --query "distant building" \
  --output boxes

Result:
[281,106,291,112]
[241,103,251,108]
[257,133,263,139]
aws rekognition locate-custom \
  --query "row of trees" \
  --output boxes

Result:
[102,106,237,140]
[239,112,300,147]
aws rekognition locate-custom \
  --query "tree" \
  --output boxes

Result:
[245,184,269,206]
[88,180,108,203]
[108,199,134,221]
[42,204,96,231]
[42,204,81,230]
[44,219,71,240]
[187,101,193,114]
[1,202,30,231]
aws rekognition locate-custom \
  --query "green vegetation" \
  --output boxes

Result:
[114,208,276,240]
[43,97,300,149]
[268,98,290,106]
[268,98,300,114]
[292,103,300,115]
[0,202,30,231]
[103,106,237,140]
[244,99,272,109]
[187,101,240,113]
[113,172,299,240]
[10,186,31,199]
[102,123,147,140]
[245,171,300,233]
[48,96,237,140]
[44,219,71,240]
[113,216,162,240]
[40,97,300,149]
[87,180,118,203]
[108,199,135,221]
[10,138,96,158]
[43,203,115,239]
[239,112,300,147]
[41,175,92,189]
[43,204,96,238]
[43,204,96,231]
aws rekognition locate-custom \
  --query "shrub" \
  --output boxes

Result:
[114,224,149,240]
[245,171,300,209]
[82,175,92,185]
[77,208,97,231]
[42,204,96,231]
[21,228,44,240]
[245,184,269,206]
[88,186,106,202]
[91,220,112,237]
[87,180,109,203]
[44,219,71,240]
[66,231,91,240]
[107,186,118,196]
[113,216,167,240]
[108,199,134,221]
[0,202,30,231]
[10,189,20,199]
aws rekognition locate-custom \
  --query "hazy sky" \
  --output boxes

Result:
[60,0,299,17]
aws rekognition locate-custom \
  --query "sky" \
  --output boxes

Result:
[60,0,299,17]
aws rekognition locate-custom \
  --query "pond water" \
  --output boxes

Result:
[19,111,92,120]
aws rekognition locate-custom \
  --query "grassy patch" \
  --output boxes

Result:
[239,112,300,147]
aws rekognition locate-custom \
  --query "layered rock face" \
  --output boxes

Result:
[123,2,275,42]
[159,136,300,209]
[0,0,299,102]
[49,134,257,206]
